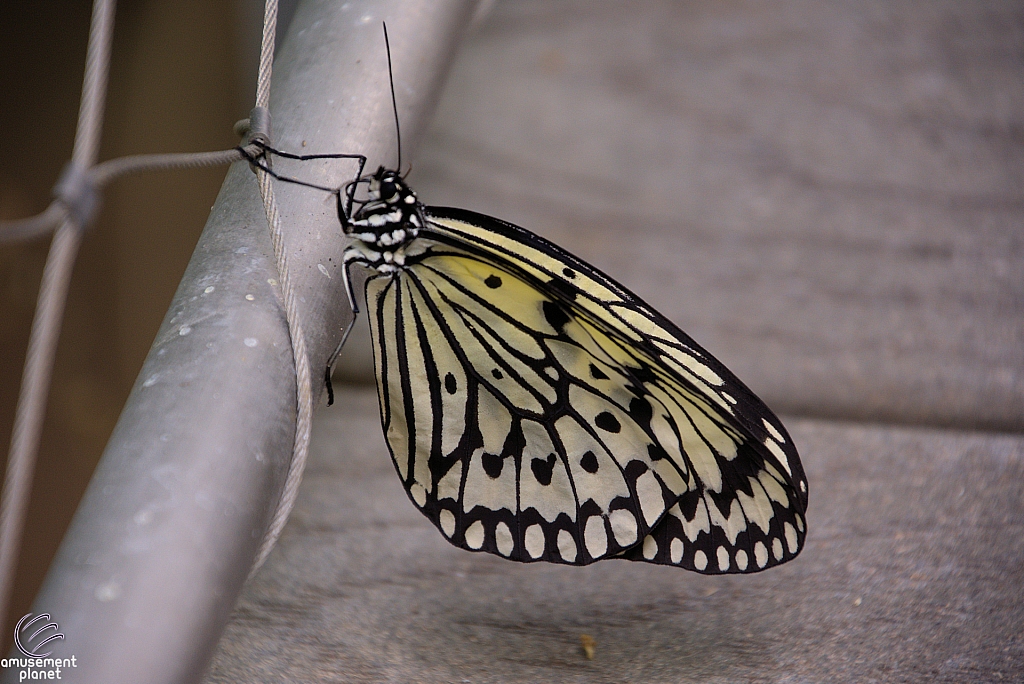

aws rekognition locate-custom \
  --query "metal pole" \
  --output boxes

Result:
[2,1,478,682]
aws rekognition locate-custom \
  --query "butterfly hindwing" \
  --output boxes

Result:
[359,206,807,572]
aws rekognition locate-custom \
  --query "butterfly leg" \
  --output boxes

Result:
[235,145,340,195]
[323,305,361,406]
[238,143,369,211]
[323,257,366,405]
[254,144,367,169]
[253,144,367,216]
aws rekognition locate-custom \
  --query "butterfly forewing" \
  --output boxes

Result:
[359,207,807,572]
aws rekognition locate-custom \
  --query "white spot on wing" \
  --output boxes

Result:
[755,541,768,568]
[525,524,544,559]
[735,549,748,571]
[609,509,637,546]
[584,516,607,558]
[671,538,684,564]
[642,536,657,559]
[784,522,798,553]
[717,546,730,571]
[410,482,427,507]
[762,418,785,443]
[764,438,792,475]
[693,548,707,570]
[495,521,514,557]
[772,537,784,560]
[465,521,484,549]
[634,470,664,527]
[557,529,577,562]
[439,510,455,537]
[688,361,723,386]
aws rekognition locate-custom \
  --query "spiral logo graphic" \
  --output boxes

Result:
[14,613,64,657]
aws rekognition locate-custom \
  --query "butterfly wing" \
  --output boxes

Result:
[358,206,807,573]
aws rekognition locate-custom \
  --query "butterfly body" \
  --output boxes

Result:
[343,167,423,274]
[337,166,808,574]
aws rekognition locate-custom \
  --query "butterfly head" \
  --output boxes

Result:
[343,166,423,258]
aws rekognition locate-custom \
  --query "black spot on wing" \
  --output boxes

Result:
[542,300,570,331]
[485,274,502,288]
[594,411,621,433]
[531,453,557,486]
[628,397,653,429]
[444,372,457,395]
[623,459,649,481]
[648,443,668,461]
[589,363,608,380]
[580,450,599,473]
[502,419,526,459]
[630,363,658,385]
[545,276,578,302]
[677,489,700,521]
[482,452,503,479]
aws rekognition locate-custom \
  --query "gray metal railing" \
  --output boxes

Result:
[2,1,479,682]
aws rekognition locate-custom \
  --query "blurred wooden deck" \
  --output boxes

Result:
[207,1,1024,681]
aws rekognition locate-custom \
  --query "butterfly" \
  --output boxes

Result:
[324,165,808,574]
[248,26,807,575]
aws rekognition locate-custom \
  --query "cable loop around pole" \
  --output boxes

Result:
[246,106,273,147]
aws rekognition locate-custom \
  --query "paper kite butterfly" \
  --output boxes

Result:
[333,167,808,574]
[250,25,808,576]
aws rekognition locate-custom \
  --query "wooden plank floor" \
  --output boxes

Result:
[208,1,1024,681]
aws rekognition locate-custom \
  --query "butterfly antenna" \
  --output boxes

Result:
[383,22,402,172]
